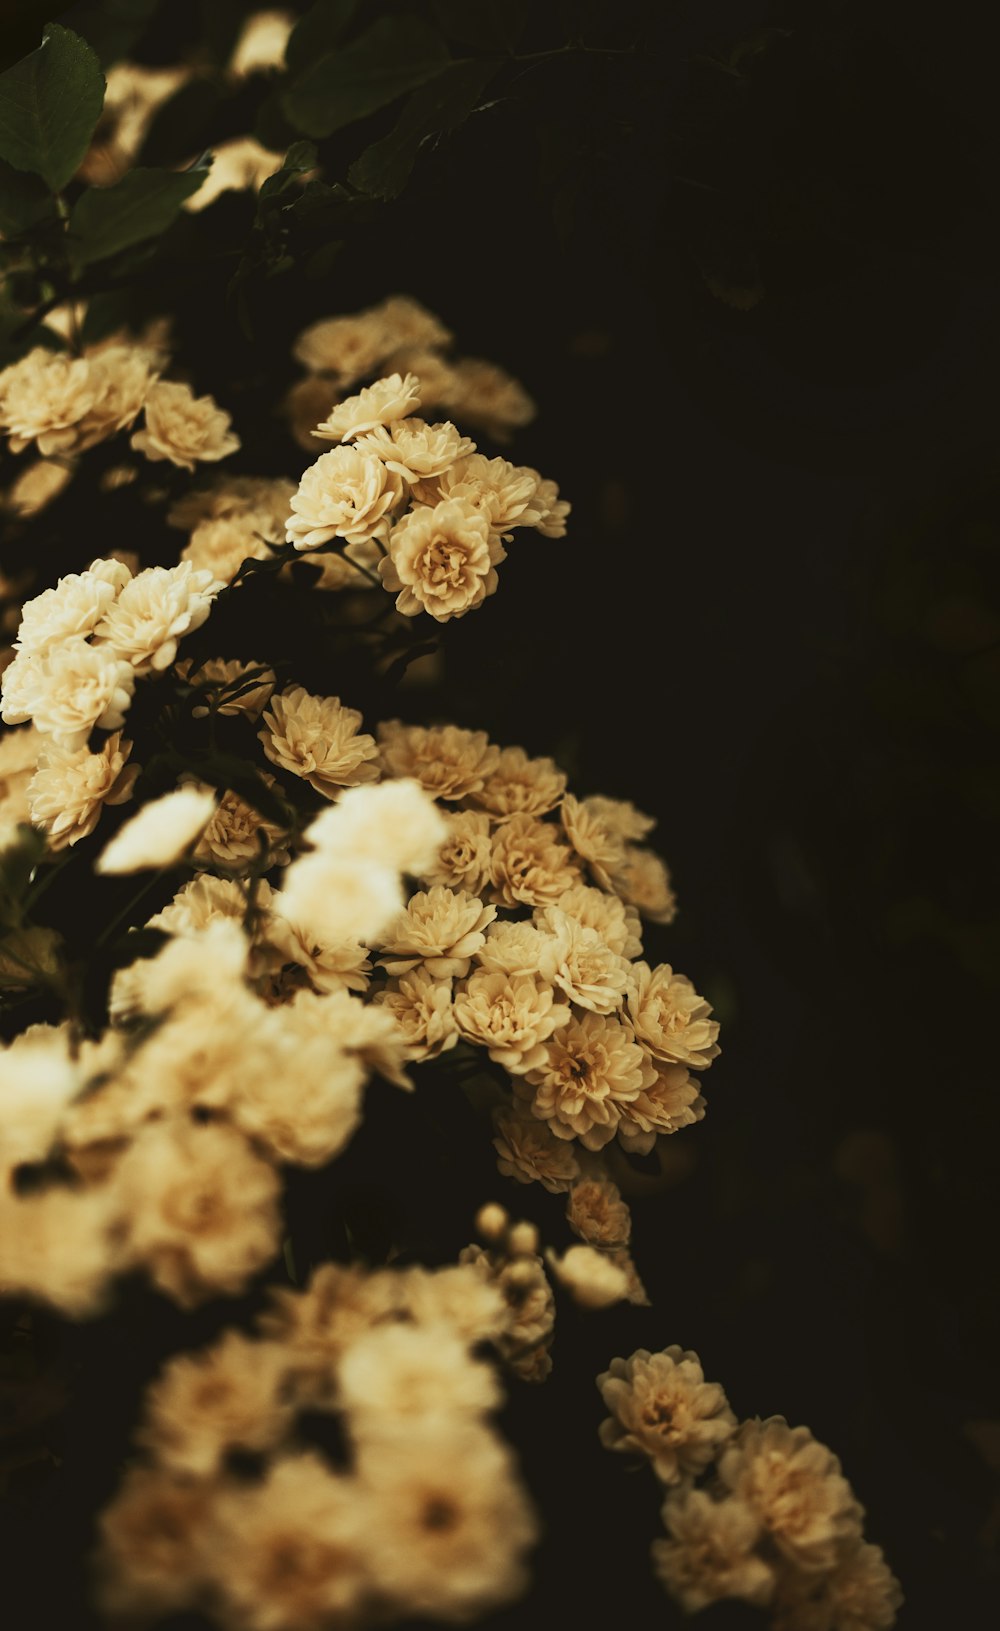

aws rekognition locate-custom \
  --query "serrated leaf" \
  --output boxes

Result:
[0,24,105,192]
[283,16,450,140]
[349,57,500,200]
[284,0,363,73]
[0,156,54,235]
[69,166,207,265]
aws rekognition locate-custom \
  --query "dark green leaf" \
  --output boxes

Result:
[0,24,105,192]
[283,16,450,140]
[54,0,161,69]
[0,156,54,235]
[431,0,529,52]
[69,166,207,265]
[349,57,500,199]
[136,76,224,168]
[256,139,318,208]
[284,0,362,74]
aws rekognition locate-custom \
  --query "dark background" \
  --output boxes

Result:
[2,1,999,1627]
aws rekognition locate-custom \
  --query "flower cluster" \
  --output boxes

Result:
[284,364,569,620]
[96,1244,538,1628]
[0,557,226,849]
[0,340,239,470]
[290,292,538,446]
[597,1345,903,1629]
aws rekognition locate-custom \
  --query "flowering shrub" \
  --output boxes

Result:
[0,15,901,1630]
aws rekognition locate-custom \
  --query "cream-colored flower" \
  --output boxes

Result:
[559,792,628,889]
[285,986,411,1088]
[27,731,137,849]
[378,719,499,801]
[314,370,421,442]
[377,885,496,979]
[1,638,135,740]
[113,1118,282,1307]
[110,919,251,1026]
[0,723,40,828]
[130,380,239,469]
[286,444,405,550]
[183,137,283,210]
[550,881,643,959]
[489,814,580,907]
[523,1012,656,1151]
[0,1023,83,1171]
[492,1103,581,1192]
[356,1421,537,1622]
[340,1320,501,1426]
[380,496,501,621]
[626,960,720,1069]
[0,1181,124,1316]
[15,563,124,656]
[285,374,343,451]
[263,896,371,997]
[384,345,461,410]
[147,874,248,937]
[258,1261,403,1396]
[475,919,559,980]
[546,1244,629,1308]
[258,685,379,795]
[520,468,571,537]
[230,9,294,76]
[180,511,274,581]
[616,1061,705,1154]
[203,1454,370,1631]
[276,850,402,949]
[395,1261,506,1346]
[598,1346,737,1483]
[0,347,96,455]
[228,1007,366,1168]
[374,295,452,354]
[167,473,295,534]
[454,969,571,1074]
[585,794,656,842]
[373,968,458,1062]
[718,1417,865,1572]
[458,1244,556,1380]
[441,356,535,440]
[773,1539,903,1631]
[95,1465,213,1620]
[469,744,567,820]
[136,1330,294,1475]
[567,1177,632,1247]
[612,843,678,923]
[4,457,74,516]
[294,312,392,384]
[75,344,157,449]
[358,415,475,486]
[652,1490,775,1613]
[418,808,493,893]
[302,777,447,876]
[94,561,222,672]
[535,905,631,1013]
[176,656,275,718]
[191,778,289,872]
[425,453,540,539]
[96,786,217,873]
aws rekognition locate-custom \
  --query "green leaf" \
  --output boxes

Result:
[283,16,451,140]
[69,166,207,265]
[284,0,362,73]
[349,56,500,199]
[0,24,105,192]
[256,139,318,208]
[0,156,54,235]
